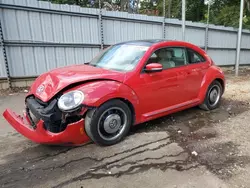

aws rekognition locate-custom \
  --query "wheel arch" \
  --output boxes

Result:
[115,98,136,125]
[198,65,225,103]
[215,78,225,94]
[198,77,224,103]
[85,97,136,126]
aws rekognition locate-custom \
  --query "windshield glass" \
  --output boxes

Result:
[89,44,149,72]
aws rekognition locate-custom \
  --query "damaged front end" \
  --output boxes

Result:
[3,94,92,145]
[26,95,83,133]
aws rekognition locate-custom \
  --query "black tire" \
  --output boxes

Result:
[199,80,223,111]
[85,99,132,146]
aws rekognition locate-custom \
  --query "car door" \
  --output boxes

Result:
[131,47,190,119]
[184,48,210,100]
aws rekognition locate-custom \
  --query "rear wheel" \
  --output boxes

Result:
[85,99,132,146]
[199,80,223,111]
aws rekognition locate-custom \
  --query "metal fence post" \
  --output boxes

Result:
[204,3,210,52]
[181,0,186,41]
[162,0,166,39]
[204,27,209,51]
[0,18,11,89]
[235,0,244,76]
[99,0,104,50]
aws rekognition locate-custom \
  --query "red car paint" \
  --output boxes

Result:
[3,40,225,145]
[29,64,126,102]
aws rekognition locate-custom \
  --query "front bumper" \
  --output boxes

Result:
[3,109,90,145]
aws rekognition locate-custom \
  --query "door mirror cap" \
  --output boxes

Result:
[145,63,163,73]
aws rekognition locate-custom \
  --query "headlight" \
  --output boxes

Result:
[58,90,84,111]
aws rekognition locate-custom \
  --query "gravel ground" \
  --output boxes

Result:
[0,67,250,188]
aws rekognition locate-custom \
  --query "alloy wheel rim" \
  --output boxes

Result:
[208,85,221,107]
[97,107,127,141]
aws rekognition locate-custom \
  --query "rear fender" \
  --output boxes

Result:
[198,66,225,103]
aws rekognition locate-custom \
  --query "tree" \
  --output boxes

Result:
[42,0,250,30]
[44,0,90,7]
[186,0,205,22]
[206,0,250,29]
[156,0,181,17]
[246,0,250,11]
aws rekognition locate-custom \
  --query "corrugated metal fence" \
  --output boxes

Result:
[0,0,250,82]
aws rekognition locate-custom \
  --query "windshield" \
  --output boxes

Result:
[89,44,149,72]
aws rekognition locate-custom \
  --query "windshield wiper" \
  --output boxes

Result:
[84,62,97,67]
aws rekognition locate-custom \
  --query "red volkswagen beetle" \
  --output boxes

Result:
[3,40,225,146]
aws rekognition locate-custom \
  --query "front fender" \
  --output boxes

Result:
[198,65,225,102]
[68,80,140,117]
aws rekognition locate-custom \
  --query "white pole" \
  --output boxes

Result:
[207,4,210,25]
[235,0,244,76]
[182,0,186,41]
[205,3,210,51]
[162,0,166,38]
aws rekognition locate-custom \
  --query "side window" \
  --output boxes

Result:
[187,48,206,64]
[147,47,187,69]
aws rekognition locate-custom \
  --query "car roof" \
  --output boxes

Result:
[112,40,206,57]
[116,39,168,46]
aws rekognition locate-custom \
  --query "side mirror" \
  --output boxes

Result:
[145,63,163,73]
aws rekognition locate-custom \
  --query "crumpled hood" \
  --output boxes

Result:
[29,64,125,102]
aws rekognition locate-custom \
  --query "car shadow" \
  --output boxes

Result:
[131,98,249,136]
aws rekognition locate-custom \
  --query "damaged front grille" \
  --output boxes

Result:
[25,96,74,133]
[44,120,67,133]
[26,107,37,129]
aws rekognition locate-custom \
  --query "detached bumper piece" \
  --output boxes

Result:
[3,96,90,145]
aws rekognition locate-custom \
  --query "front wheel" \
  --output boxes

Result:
[199,80,223,111]
[85,99,132,146]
